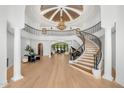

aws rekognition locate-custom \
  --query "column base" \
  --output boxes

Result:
[49,55,51,58]
[92,68,101,79]
[11,75,23,81]
[103,75,113,81]
[69,60,74,64]
[0,82,8,88]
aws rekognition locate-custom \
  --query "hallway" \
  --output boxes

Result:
[6,54,122,88]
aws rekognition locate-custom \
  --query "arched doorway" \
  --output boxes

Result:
[51,42,69,55]
[38,43,43,56]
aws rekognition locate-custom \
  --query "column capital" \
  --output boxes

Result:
[103,75,113,81]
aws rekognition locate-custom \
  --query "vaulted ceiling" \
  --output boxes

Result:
[25,5,101,30]
[40,5,83,22]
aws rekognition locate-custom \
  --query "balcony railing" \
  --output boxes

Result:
[23,21,101,36]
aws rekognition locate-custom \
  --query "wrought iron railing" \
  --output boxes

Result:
[24,24,76,36]
[70,32,85,60]
[23,21,101,36]
[81,22,101,34]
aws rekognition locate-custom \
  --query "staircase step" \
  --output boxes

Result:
[78,59,94,63]
[76,60,94,65]
[84,51,97,54]
[82,54,94,57]
[78,58,94,62]
[84,52,96,55]
[71,63,92,74]
[85,49,97,52]
[77,62,94,68]
[80,56,94,60]
[85,47,98,50]
[86,46,97,48]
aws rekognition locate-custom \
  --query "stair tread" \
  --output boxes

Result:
[79,57,94,60]
[77,62,94,67]
[78,57,94,61]
[82,54,94,56]
[72,63,92,69]
[71,63,92,73]
[76,60,94,64]
[85,52,97,53]
[85,50,97,51]
[77,59,94,63]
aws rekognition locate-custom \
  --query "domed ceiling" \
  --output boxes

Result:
[40,5,83,22]
[25,5,101,30]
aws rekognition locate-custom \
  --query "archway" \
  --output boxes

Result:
[38,43,43,56]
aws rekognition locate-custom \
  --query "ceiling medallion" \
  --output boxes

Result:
[57,16,66,31]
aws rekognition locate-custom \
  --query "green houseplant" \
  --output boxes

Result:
[25,45,35,56]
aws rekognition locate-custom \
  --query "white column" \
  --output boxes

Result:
[11,28,23,81]
[103,28,113,81]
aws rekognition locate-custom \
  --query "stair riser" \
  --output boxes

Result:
[77,59,94,63]
[84,51,97,54]
[71,64,92,74]
[76,61,94,66]
[82,54,94,57]
[80,57,94,60]
[77,62,94,68]
[85,50,97,51]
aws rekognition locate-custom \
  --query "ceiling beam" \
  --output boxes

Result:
[50,8,60,21]
[40,7,58,15]
[64,6,82,15]
[63,8,73,21]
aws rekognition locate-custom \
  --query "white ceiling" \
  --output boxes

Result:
[25,5,101,30]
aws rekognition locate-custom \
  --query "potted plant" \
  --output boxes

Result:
[25,45,35,56]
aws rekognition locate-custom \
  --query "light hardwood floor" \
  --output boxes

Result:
[6,54,122,88]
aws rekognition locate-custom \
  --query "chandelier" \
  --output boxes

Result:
[57,16,66,31]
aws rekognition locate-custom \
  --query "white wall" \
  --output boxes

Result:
[7,5,25,28]
[116,6,124,86]
[0,6,7,87]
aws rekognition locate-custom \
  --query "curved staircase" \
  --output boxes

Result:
[70,39,99,74]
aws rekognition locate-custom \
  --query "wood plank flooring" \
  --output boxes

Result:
[5,54,122,88]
